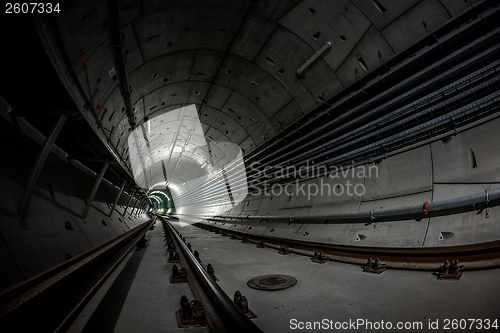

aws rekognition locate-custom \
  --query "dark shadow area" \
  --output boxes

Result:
[81,243,149,333]
[0,206,19,220]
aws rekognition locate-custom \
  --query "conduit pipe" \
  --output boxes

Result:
[172,6,500,202]
[296,41,332,75]
[173,104,499,208]
[175,34,500,203]
[172,187,500,223]
[174,69,500,205]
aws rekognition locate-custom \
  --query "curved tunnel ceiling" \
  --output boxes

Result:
[127,104,248,220]
[39,0,480,216]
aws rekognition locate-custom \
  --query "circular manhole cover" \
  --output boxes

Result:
[247,275,297,291]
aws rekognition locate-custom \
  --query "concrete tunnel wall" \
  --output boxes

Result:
[0,100,150,291]
[199,117,500,249]
[1,101,498,291]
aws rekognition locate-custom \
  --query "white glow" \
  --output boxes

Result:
[128,105,207,189]
[126,104,248,225]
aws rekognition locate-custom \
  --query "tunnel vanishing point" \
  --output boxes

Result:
[1,0,500,332]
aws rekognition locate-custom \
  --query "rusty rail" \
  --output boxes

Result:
[193,222,500,271]
[0,217,155,332]
[159,216,263,333]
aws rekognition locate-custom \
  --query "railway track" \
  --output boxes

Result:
[0,216,156,332]
[161,215,500,333]
[1,213,498,332]
[191,220,500,271]
[158,215,263,333]
[0,214,262,333]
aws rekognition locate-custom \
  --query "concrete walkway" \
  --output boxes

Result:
[68,223,209,333]
[174,222,500,333]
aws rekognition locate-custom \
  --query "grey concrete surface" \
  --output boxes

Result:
[362,146,432,201]
[222,118,500,249]
[176,222,500,333]
[26,0,498,258]
[1,2,499,333]
[431,113,500,184]
[2,2,500,330]
[69,224,209,333]
[0,109,149,291]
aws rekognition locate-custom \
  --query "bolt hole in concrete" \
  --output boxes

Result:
[354,234,366,241]
[439,231,455,240]
[247,275,297,291]
[64,220,74,231]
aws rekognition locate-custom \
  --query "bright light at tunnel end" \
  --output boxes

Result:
[127,105,381,227]
[127,105,248,226]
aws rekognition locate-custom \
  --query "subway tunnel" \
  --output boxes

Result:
[1,0,500,332]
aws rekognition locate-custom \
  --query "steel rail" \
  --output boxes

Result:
[0,217,155,332]
[159,218,227,332]
[159,216,263,333]
[193,222,500,270]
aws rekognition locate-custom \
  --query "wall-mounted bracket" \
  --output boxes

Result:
[109,180,126,217]
[18,114,67,223]
[81,162,109,221]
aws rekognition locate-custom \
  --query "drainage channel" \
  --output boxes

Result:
[158,215,263,333]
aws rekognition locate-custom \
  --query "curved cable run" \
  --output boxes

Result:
[172,7,500,206]
[172,186,500,224]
